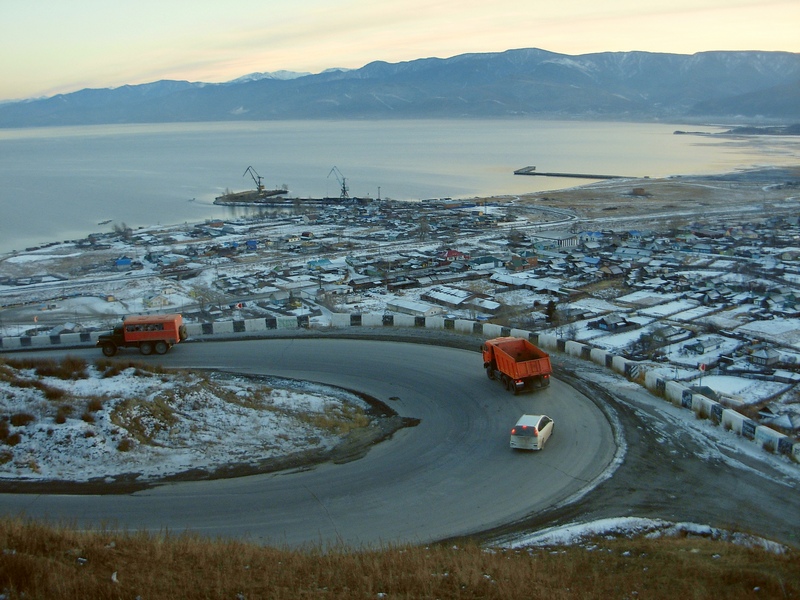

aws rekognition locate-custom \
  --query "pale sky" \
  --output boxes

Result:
[1,0,798,101]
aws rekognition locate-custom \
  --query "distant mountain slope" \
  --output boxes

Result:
[2,48,799,127]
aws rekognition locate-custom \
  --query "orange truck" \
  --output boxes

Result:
[97,313,188,357]
[482,336,552,394]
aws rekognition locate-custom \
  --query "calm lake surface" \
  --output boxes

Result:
[1,119,799,254]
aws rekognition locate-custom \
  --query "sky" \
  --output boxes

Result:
[2,0,799,102]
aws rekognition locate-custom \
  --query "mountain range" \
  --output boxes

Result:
[1,48,799,127]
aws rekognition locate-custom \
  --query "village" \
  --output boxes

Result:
[2,170,800,445]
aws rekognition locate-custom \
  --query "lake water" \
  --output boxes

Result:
[1,119,799,254]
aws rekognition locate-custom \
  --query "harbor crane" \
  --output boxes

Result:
[244,165,265,192]
[327,166,350,201]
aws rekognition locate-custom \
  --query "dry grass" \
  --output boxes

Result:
[299,403,371,435]
[0,517,796,599]
[2,355,88,380]
[109,396,178,444]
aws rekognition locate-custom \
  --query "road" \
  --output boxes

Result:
[0,338,618,548]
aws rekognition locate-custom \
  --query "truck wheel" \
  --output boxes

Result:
[486,366,495,380]
[139,342,154,356]
[101,343,117,357]
[154,341,169,355]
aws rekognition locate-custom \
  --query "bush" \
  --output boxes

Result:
[117,438,135,452]
[10,413,35,427]
[55,405,72,424]
[41,383,66,401]
[86,397,104,412]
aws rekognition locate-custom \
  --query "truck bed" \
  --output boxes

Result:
[493,338,549,362]
[488,337,551,380]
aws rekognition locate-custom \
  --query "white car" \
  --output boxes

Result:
[510,414,554,451]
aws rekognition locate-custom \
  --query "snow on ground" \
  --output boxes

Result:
[735,317,800,349]
[616,290,683,307]
[638,298,700,318]
[668,304,722,323]
[693,374,789,403]
[0,360,370,482]
[504,517,788,553]
[4,251,86,264]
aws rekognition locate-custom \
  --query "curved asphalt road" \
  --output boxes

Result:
[0,338,617,547]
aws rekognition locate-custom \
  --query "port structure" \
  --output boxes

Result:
[328,166,350,201]
[244,165,266,192]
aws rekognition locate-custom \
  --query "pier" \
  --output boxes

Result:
[514,166,627,180]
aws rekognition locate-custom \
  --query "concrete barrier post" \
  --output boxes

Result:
[330,313,351,328]
[537,334,558,351]
[664,381,688,406]
[564,340,585,358]
[425,316,446,330]
[509,328,533,339]
[589,348,607,366]
[482,323,504,339]
[393,314,416,328]
[213,321,234,335]
[361,313,384,327]
[610,355,628,376]
[244,318,267,333]
[455,319,474,334]
[755,426,785,453]
[721,409,747,435]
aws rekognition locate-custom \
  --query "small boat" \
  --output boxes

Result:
[98,219,112,225]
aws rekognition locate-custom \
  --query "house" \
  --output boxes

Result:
[386,298,444,318]
[469,255,504,270]
[599,265,625,278]
[652,325,692,345]
[589,314,633,331]
[529,230,580,249]
[506,254,537,272]
[750,348,780,367]
[683,336,725,355]
[438,249,470,264]
[421,286,473,309]
[114,256,133,270]
[468,297,501,314]
[613,247,653,262]
[143,292,172,308]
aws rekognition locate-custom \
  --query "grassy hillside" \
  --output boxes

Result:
[0,517,797,599]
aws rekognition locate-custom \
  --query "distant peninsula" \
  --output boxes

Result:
[675,124,800,136]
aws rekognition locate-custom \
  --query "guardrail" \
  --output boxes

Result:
[2,313,798,464]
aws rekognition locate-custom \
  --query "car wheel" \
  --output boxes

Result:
[486,366,495,380]
[139,342,153,355]
[101,343,117,357]
[154,341,168,355]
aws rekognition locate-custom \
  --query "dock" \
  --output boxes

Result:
[514,166,627,180]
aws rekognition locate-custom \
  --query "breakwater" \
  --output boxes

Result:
[514,166,628,179]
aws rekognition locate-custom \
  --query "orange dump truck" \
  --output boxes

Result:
[97,313,188,357]
[482,336,552,394]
